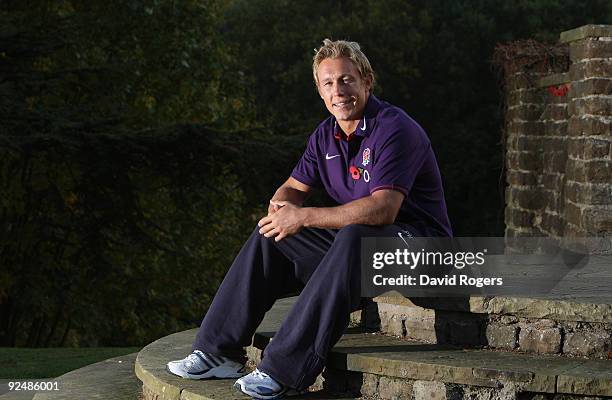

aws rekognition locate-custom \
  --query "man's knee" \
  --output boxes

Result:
[334,224,371,244]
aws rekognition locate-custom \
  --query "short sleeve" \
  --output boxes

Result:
[290,131,322,187]
[370,115,430,197]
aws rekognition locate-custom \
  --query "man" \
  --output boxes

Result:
[167,39,452,399]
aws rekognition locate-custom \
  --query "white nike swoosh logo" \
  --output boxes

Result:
[360,118,366,131]
[326,153,340,160]
[398,231,413,246]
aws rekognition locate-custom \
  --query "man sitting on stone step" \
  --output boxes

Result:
[167,38,452,400]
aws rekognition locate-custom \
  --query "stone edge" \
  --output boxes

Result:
[28,353,140,400]
[373,292,612,323]
[560,25,612,44]
[134,333,245,400]
[252,332,612,397]
[134,356,183,400]
[538,72,570,88]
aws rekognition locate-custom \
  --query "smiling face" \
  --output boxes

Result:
[316,57,372,134]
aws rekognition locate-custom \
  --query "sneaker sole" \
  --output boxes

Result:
[167,363,246,380]
[233,381,303,399]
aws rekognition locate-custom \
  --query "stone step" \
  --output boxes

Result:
[136,297,612,399]
[0,353,140,400]
[351,292,612,358]
[135,329,362,400]
[250,330,612,398]
[249,297,612,398]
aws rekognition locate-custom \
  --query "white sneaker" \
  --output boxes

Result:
[166,350,246,379]
[234,368,301,399]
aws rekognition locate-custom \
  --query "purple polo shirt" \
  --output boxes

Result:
[291,95,452,237]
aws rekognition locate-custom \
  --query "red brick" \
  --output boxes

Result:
[565,181,580,203]
[543,151,567,173]
[516,136,544,151]
[566,182,612,205]
[507,170,538,186]
[505,186,513,204]
[582,207,612,232]
[584,138,611,159]
[543,121,568,136]
[515,188,545,210]
[567,138,584,158]
[542,213,565,236]
[508,121,546,136]
[569,97,612,116]
[544,190,563,212]
[570,38,612,62]
[505,207,536,227]
[546,91,570,105]
[545,137,567,152]
[567,116,611,136]
[584,184,612,205]
[565,201,583,226]
[541,173,564,190]
[505,226,542,238]
[565,158,586,182]
[508,88,543,104]
[571,79,612,97]
[506,72,543,91]
[507,104,544,121]
[506,151,541,171]
[542,103,568,120]
[563,222,587,239]
[570,60,612,81]
[584,160,612,183]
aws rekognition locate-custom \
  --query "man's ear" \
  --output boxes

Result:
[364,73,373,92]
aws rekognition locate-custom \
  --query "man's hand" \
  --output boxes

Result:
[267,200,283,216]
[258,201,306,242]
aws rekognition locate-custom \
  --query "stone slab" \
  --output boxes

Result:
[134,329,250,400]
[374,288,612,323]
[134,299,361,400]
[249,299,612,397]
[137,297,612,399]
[29,353,139,400]
[560,25,612,43]
[253,330,600,393]
[556,359,612,396]
[0,386,34,400]
[290,332,561,393]
[538,73,571,88]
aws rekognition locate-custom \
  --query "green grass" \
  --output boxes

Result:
[0,347,141,379]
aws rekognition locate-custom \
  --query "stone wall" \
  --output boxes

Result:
[503,25,612,247]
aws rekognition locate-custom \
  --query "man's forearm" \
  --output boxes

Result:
[271,185,308,205]
[302,195,398,229]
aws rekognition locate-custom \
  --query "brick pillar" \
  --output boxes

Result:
[504,69,546,239]
[537,72,570,239]
[562,25,612,240]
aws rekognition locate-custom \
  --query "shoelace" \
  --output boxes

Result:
[184,351,205,369]
[253,369,272,380]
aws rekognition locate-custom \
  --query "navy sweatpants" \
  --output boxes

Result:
[192,223,417,390]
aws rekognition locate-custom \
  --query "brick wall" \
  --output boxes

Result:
[504,25,612,247]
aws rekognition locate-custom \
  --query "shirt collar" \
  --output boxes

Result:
[332,94,381,140]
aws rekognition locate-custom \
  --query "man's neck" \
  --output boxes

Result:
[337,120,360,138]
[336,92,370,138]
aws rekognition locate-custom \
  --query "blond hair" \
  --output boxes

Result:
[312,39,375,88]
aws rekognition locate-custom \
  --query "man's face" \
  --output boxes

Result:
[316,57,372,124]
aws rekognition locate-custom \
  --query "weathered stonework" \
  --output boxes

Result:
[563,331,611,357]
[487,323,519,349]
[378,376,414,400]
[519,325,562,354]
[502,25,612,248]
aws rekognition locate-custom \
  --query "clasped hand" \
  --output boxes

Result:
[258,200,305,242]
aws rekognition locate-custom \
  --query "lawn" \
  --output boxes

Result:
[0,347,141,379]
